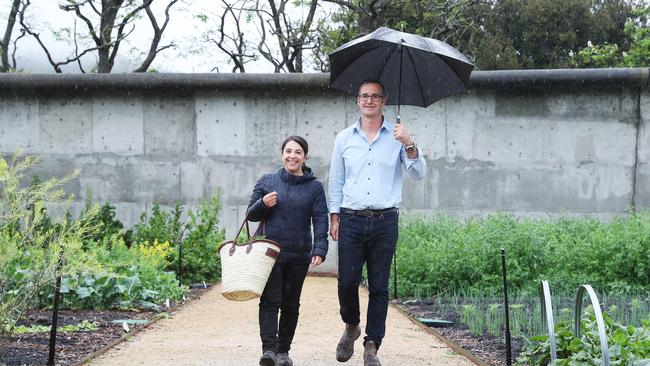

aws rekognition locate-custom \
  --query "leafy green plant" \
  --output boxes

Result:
[13,320,98,334]
[516,311,650,365]
[0,152,100,338]
[393,212,650,298]
[170,194,225,284]
[132,203,183,247]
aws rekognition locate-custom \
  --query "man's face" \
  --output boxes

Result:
[357,83,386,119]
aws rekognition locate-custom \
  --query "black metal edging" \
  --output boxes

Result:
[0,68,647,94]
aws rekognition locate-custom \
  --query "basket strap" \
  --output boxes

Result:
[234,216,251,242]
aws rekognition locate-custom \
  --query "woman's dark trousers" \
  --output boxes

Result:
[259,261,309,354]
[337,211,398,349]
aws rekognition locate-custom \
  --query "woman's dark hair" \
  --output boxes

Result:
[281,135,309,172]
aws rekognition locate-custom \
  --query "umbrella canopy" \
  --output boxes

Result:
[329,27,474,109]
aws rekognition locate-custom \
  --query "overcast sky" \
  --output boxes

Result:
[1,0,335,73]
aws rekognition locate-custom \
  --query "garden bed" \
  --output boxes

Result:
[0,287,209,366]
[395,298,524,366]
[3,294,518,366]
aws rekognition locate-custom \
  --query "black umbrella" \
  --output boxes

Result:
[329,27,474,123]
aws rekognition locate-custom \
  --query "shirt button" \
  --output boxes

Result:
[368,163,371,166]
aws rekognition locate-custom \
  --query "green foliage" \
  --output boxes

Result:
[170,194,225,285]
[320,0,642,70]
[575,43,623,67]
[132,203,183,246]
[0,152,102,337]
[622,6,650,67]
[516,312,650,365]
[568,5,650,68]
[13,320,98,334]
[84,202,126,244]
[394,212,650,298]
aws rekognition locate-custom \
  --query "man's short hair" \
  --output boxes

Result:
[358,79,385,96]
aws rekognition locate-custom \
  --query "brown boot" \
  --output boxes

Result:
[336,324,361,362]
[363,341,381,366]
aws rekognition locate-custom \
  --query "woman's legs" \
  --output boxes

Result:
[259,263,283,353]
[259,262,309,354]
[277,262,309,354]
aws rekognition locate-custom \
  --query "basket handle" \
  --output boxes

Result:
[229,216,265,256]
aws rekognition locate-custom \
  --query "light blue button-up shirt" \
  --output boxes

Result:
[328,118,427,213]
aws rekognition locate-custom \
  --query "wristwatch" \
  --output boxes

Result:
[405,142,417,154]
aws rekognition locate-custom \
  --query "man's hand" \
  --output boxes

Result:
[393,123,414,146]
[262,191,277,207]
[329,213,340,241]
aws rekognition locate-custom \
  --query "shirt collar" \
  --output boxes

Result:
[354,116,391,134]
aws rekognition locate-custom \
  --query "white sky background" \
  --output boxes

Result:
[0,0,338,73]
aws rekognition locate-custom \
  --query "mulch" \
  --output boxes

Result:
[395,298,525,366]
[0,287,209,366]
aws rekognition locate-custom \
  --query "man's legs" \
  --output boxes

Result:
[337,213,365,361]
[337,213,366,325]
[364,211,398,349]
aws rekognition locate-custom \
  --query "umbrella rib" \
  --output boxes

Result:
[405,47,426,106]
[376,42,400,83]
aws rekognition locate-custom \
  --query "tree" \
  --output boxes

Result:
[18,0,180,73]
[204,0,256,72]
[251,0,320,72]
[317,0,642,70]
[203,0,323,73]
[0,0,27,72]
[316,0,491,70]
[572,4,650,67]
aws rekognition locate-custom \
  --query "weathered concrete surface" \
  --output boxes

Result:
[89,277,475,366]
[0,70,649,274]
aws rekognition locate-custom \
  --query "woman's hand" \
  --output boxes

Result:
[262,191,277,207]
[311,255,324,266]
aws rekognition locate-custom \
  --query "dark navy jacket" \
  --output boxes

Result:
[247,167,329,264]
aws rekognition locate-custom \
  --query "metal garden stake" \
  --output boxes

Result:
[500,248,512,366]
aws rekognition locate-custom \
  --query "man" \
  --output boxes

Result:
[328,79,426,366]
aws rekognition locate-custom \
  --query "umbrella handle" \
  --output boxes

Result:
[396,104,401,124]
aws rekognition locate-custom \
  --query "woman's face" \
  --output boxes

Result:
[282,140,306,175]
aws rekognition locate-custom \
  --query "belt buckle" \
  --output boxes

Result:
[362,209,374,217]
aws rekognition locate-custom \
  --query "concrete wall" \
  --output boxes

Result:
[0,69,648,273]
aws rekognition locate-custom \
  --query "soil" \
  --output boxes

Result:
[395,298,525,366]
[0,309,154,366]
[0,287,208,366]
[2,284,520,366]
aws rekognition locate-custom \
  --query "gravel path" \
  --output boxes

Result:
[90,277,475,366]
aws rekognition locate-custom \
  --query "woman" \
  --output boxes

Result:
[247,135,329,366]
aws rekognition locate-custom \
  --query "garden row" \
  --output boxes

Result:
[392,212,650,364]
[1,154,224,339]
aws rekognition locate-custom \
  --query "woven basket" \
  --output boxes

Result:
[217,219,281,301]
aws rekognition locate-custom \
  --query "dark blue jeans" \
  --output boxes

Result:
[259,261,309,354]
[337,210,398,349]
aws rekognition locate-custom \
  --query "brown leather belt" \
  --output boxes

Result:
[341,207,398,217]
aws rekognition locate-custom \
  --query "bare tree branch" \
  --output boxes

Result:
[19,0,179,73]
[209,0,255,72]
[133,0,179,72]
